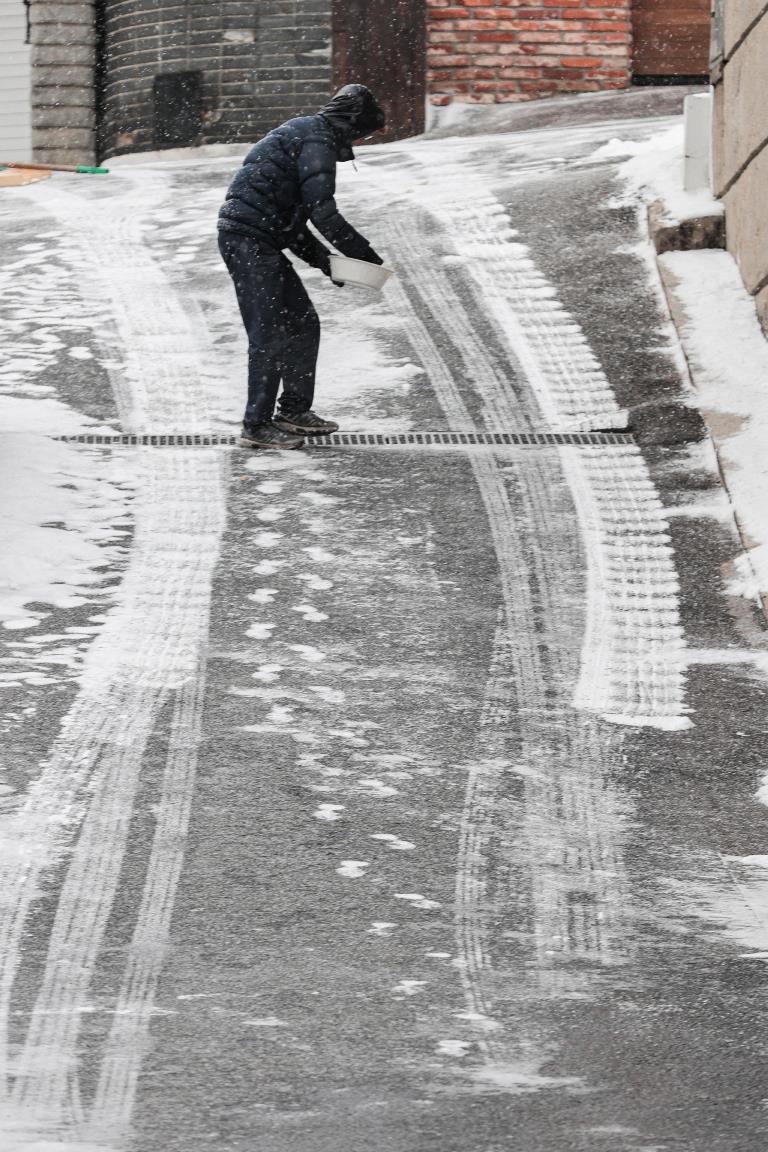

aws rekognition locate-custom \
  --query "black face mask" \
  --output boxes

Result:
[320,84,386,142]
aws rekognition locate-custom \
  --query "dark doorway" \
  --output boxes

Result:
[153,71,203,149]
[332,0,426,142]
[632,0,711,82]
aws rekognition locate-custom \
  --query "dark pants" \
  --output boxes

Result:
[218,231,321,427]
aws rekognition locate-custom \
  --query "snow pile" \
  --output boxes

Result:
[659,249,768,603]
[592,124,723,225]
[0,220,129,630]
[0,398,131,627]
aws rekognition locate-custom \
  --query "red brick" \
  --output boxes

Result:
[541,65,587,78]
[558,55,602,66]
[471,32,521,43]
[519,80,560,93]
[585,20,631,30]
[517,30,564,41]
[426,0,632,104]
[436,53,474,66]
[454,18,500,29]
[451,67,499,79]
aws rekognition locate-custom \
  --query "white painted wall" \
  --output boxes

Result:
[0,0,32,161]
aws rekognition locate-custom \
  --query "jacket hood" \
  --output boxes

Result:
[320,84,386,156]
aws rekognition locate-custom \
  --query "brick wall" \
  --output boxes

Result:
[426,0,632,106]
[100,0,333,158]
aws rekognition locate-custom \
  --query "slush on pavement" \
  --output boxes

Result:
[2,85,768,1152]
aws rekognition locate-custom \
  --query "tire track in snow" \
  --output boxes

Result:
[365,160,688,727]
[379,177,654,1078]
[359,155,625,433]
[0,172,227,1143]
[86,673,207,1137]
[370,144,677,1018]
[558,446,687,726]
[8,451,225,1125]
[10,706,160,1120]
[23,175,214,434]
[454,609,522,1064]
[385,273,628,1085]
[496,452,633,998]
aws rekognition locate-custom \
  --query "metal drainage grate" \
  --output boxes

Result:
[55,433,238,446]
[312,431,634,447]
[55,430,634,448]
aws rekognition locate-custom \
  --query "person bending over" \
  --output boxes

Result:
[218,84,386,449]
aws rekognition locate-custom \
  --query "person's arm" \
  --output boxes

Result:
[286,223,333,275]
[298,135,383,264]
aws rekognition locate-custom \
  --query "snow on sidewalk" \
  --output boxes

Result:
[594,122,723,227]
[660,250,768,604]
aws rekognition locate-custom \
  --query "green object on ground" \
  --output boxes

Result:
[76,165,110,174]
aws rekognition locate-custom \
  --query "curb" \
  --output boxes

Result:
[648,198,725,255]
[648,201,768,625]
[614,200,719,450]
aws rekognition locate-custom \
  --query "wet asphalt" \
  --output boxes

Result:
[2,89,768,1152]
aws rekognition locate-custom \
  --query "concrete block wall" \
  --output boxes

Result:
[30,0,97,164]
[712,2,768,332]
[100,0,333,158]
[426,0,632,106]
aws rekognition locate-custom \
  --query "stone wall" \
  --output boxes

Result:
[712,2,768,332]
[30,0,97,165]
[426,0,632,107]
[99,0,332,158]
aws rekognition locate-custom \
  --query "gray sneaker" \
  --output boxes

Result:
[273,411,339,435]
[240,421,305,450]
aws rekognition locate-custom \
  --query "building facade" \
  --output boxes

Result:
[712,2,768,333]
[0,0,712,164]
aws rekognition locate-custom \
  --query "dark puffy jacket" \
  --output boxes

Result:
[217,99,383,272]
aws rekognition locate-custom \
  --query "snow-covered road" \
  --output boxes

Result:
[2,91,768,1151]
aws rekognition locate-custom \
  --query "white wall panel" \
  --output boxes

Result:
[0,1,32,161]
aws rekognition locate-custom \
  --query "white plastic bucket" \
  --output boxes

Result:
[329,254,394,290]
